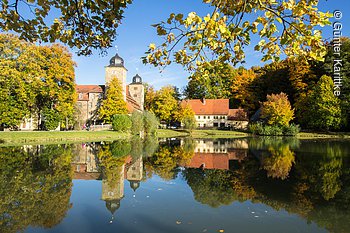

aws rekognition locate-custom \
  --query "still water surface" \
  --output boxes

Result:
[0,137,349,233]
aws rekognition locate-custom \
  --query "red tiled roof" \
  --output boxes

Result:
[126,94,141,113]
[76,85,104,93]
[182,99,229,115]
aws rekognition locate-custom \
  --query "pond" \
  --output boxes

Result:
[0,137,349,233]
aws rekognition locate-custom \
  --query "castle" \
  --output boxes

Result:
[76,53,145,126]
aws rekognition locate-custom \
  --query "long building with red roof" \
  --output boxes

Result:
[181,98,249,129]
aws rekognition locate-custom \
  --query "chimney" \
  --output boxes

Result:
[201,97,206,105]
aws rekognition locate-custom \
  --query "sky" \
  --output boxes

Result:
[71,0,350,90]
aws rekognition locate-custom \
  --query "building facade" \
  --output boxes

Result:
[182,98,249,129]
[76,53,145,126]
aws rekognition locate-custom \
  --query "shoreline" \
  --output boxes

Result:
[0,129,349,146]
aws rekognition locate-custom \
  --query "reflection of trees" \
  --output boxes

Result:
[261,144,295,180]
[180,138,350,232]
[144,140,194,180]
[249,137,297,180]
[184,169,238,208]
[97,141,130,185]
[0,145,73,233]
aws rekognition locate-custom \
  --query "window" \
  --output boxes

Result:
[133,94,137,97]
[207,116,210,119]
[79,93,83,99]
[204,116,206,119]
[134,87,138,90]
[198,116,200,119]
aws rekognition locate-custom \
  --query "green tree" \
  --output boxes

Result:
[312,37,350,130]
[0,0,131,56]
[183,116,197,134]
[151,86,179,124]
[130,111,144,135]
[301,75,342,130]
[34,44,77,130]
[261,92,294,127]
[111,114,131,132]
[144,0,331,70]
[99,77,128,123]
[143,111,159,135]
[0,34,76,130]
[0,34,34,128]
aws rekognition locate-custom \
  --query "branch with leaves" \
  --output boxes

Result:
[0,0,131,55]
[143,0,332,70]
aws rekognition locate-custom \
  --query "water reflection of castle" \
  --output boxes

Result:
[187,139,249,170]
[71,143,143,221]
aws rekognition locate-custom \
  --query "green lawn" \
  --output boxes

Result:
[1,129,349,146]
[0,130,129,145]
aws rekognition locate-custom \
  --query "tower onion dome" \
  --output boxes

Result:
[109,53,124,67]
[132,74,142,84]
[129,180,140,192]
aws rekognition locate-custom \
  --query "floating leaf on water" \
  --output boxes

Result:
[219,230,224,232]
[176,221,182,224]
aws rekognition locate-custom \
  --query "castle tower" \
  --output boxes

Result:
[105,53,127,101]
[128,74,145,111]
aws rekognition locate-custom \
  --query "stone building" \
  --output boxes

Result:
[76,53,145,126]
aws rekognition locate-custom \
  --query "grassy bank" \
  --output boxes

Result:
[1,129,349,146]
[297,132,350,139]
[0,130,129,146]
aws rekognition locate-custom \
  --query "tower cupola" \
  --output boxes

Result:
[132,74,142,84]
[109,53,125,67]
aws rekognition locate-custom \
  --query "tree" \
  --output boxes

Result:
[261,92,294,127]
[144,83,156,111]
[174,101,195,123]
[143,111,159,135]
[184,61,233,99]
[300,75,342,130]
[99,77,128,123]
[34,43,77,130]
[312,37,350,129]
[151,85,179,124]
[0,34,76,130]
[111,114,131,132]
[0,0,131,56]
[183,116,197,134]
[144,0,331,70]
[0,34,33,128]
[130,111,144,135]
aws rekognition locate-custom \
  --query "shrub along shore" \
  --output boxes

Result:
[1,129,349,146]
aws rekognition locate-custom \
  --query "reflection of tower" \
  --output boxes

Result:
[105,53,127,101]
[126,155,143,192]
[128,74,145,111]
[101,164,125,223]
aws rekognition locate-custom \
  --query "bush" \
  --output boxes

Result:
[249,122,300,136]
[283,124,300,136]
[111,114,131,132]
[143,111,159,135]
[130,111,144,135]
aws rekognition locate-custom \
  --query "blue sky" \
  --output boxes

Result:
[72,0,350,90]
